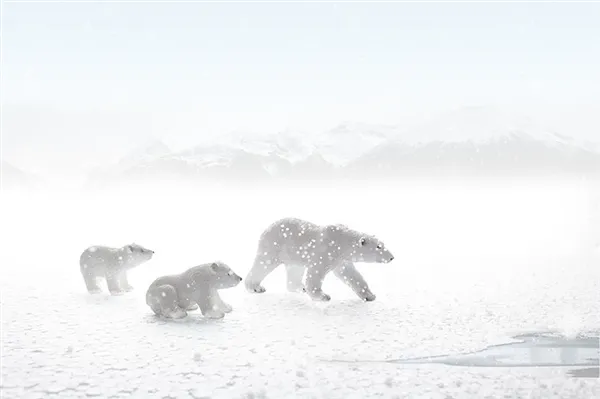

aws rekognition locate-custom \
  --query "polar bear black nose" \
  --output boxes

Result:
[389,256,394,261]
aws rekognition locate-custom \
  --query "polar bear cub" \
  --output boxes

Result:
[146,261,243,319]
[80,243,154,295]
[245,217,395,302]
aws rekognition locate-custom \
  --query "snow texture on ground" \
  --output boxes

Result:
[1,180,599,398]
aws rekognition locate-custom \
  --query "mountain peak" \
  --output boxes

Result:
[119,139,171,166]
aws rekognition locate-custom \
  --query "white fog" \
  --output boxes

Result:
[2,1,600,398]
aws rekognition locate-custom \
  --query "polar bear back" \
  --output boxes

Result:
[147,263,238,292]
[148,273,184,291]
[80,244,152,274]
[258,217,361,266]
[80,246,125,274]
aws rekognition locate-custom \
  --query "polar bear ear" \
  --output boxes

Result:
[210,262,219,272]
[126,245,134,253]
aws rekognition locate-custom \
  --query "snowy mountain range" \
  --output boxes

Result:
[1,161,43,189]
[86,108,600,186]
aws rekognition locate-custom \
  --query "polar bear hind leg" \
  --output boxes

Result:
[81,271,102,294]
[244,252,281,294]
[146,284,188,319]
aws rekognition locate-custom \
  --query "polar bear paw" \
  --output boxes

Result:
[166,308,188,319]
[287,285,306,294]
[308,290,331,302]
[204,310,225,319]
[219,303,233,313]
[362,292,376,302]
[246,283,266,294]
[186,303,199,311]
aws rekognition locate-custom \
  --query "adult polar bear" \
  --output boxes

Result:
[245,217,395,301]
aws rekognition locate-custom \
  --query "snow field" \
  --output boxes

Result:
[1,179,599,398]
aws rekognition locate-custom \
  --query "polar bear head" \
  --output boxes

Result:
[124,243,155,266]
[351,236,394,264]
[207,261,243,289]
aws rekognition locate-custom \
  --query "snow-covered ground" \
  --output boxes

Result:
[1,178,599,398]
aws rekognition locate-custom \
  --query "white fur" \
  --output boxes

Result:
[80,243,154,295]
[145,262,242,319]
[244,217,395,302]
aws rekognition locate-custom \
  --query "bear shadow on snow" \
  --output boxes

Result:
[142,312,228,327]
[239,291,386,320]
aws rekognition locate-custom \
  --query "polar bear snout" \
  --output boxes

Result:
[222,271,243,288]
[381,250,394,263]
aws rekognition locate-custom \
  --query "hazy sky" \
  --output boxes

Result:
[2,1,600,176]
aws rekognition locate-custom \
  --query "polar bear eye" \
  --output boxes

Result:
[227,271,233,276]
[376,244,383,250]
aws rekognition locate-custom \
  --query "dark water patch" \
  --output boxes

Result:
[567,367,599,378]
[324,331,599,378]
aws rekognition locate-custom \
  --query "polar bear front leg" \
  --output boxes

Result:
[106,273,124,296]
[305,265,331,301]
[118,271,134,292]
[210,290,233,313]
[195,291,225,319]
[333,262,376,302]
[285,264,306,293]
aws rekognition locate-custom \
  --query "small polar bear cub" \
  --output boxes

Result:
[80,243,154,295]
[146,261,243,319]
[245,217,395,302]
